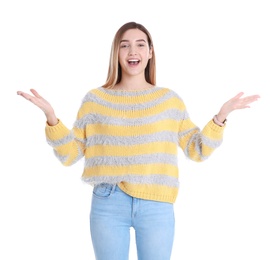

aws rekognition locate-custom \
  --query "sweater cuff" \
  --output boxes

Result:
[45,119,70,140]
[202,119,225,140]
[209,119,226,131]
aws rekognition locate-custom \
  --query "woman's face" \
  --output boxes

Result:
[118,28,152,79]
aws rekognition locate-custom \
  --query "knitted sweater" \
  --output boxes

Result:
[45,86,225,203]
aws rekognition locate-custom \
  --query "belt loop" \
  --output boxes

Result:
[111,184,117,193]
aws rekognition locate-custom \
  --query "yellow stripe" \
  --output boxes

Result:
[202,120,225,140]
[84,142,177,157]
[179,119,197,132]
[82,164,178,178]
[52,142,81,156]
[202,146,215,156]
[91,88,170,104]
[118,182,178,203]
[77,96,184,119]
[187,145,214,161]
[83,119,179,137]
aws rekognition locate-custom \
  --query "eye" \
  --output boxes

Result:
[138,43,145,47]
[120,44,129,48]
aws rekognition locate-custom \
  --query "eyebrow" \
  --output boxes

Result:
[120,39,146,43]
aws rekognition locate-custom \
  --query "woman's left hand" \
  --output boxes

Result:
[217,92,260,122]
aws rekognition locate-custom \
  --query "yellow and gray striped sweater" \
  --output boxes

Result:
[45,86,225,203]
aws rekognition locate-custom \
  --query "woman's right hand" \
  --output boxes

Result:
[17,89,58,126]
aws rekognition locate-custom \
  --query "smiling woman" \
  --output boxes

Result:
[102,22,156,91]
[16,21,260,260]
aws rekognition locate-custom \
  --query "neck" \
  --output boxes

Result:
[114,78,153,91]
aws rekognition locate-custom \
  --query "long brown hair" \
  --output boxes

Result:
[102,22,156,88]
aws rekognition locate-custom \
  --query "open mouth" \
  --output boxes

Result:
[128,59,140,65]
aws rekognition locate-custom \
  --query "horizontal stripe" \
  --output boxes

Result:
[118,182,178,203]
[81,89,179,112]
[77,96,186,119]
[84,142,177,157]
[82,173,179,187]
[91,87,169,103]
[201,135,223,148]
[82,164,178,177]
[53,146,83,165]
[46,132,75,146]
[84,153,178,167]
[97,86,162,97]
[80,119,179,138]
[178,126,200,140]
[75,109,187,129]
[85,131,179,146]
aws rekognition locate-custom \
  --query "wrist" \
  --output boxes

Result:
[46,113,58,126]
[216,109,229,123]
[213,114,227,127]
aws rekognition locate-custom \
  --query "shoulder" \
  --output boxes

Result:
[80,87,102,103]
[157,87,188,112]
[158,87,184,101]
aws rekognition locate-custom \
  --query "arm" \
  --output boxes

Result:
[17,89,85,166]
[178,92,260,161]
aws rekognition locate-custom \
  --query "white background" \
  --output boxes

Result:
[1,0,269,259]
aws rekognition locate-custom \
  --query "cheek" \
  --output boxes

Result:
[118,50,126,62]
[118,54,125,67]
[144,51,152,60]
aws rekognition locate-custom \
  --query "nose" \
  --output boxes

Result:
[128,45,137,56]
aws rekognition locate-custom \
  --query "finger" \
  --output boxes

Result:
[248,94,260,100]
[233,92,244,100]
[242,95,260,104]
[30,89,42,98]
[17,91,30,99]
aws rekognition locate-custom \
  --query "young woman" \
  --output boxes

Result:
[17,21,260,260]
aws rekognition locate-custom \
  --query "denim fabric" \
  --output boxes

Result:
[90,183,175,260]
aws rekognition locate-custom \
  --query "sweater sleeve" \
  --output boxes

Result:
[45,119,86,166]
[176,97,225,162]
[179,118,225,162]
[44,90,92,167]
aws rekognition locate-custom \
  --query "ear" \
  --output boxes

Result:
[148,46,153,59]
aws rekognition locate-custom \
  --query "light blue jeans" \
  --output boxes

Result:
[90,183,175,260]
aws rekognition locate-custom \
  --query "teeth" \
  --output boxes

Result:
[128,59,139,62]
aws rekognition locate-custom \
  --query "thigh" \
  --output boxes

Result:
[90,184,132,260]
[134,200,175,260]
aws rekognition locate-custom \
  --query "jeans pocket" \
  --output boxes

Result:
[93,183,115,199]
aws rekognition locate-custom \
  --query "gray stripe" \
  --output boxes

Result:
[47,133,86,148]
[52,143,84,165]
[75,109,188,129]
[178,127,200,140]
[85,153,178,167]
[86,130,178,146]
[201,135,223,148]
[97,86,162,96]
[82,174,179,187]
[82,88,177,111]
[46,132,75,147]
[183,133,223,160]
